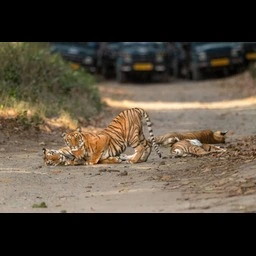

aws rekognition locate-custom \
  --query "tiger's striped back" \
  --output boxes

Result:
[155,129,228,147]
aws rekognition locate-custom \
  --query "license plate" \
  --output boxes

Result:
[246,52,256,60]
[133,63,153,71]
[210,58,230,67]
[70,63,80,70]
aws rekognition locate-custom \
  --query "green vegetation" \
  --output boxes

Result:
[32,202,48,208]
[0,42,103,129]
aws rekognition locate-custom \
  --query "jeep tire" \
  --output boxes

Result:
[102,65,111,79]
[191,65,202,80]
[117,70,127,83]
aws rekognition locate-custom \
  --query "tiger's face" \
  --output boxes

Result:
[213,131,228,143]
[62,129,85,159]
[43,148,65,166]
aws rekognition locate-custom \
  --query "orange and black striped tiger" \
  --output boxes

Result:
[154,129,228,147]
[62,107,162,165]
[43,147,85,166]
[170,139,226,157]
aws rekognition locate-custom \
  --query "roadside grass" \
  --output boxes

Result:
[0,42,103,131]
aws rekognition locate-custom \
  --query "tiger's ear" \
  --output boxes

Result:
[220,130,228,136]
[62,133,66,138]
[76,127,82,132]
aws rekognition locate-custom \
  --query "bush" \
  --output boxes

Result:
[0,42,102,128]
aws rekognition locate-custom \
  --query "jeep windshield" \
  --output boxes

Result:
[191,42,237,46]
[121,42,166,50]
[52,42,98,48]
[191,42,208,46]
[52,42,87,46]
[107,42,121,49]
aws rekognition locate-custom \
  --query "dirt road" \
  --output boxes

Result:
[1,71,256,213]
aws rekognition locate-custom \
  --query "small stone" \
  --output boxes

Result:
[119,170,128,176]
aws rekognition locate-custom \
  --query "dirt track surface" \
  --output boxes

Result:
[1,71,256,213]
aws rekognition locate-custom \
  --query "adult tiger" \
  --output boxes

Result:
[62,108,162,165]
[170,138,226,157]
[154,130,228,147]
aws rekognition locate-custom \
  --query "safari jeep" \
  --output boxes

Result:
[97,42,121,78]
[176,42,244,80]
[50,42,99,73]
[116,42,170,83]
[243,42,256,66]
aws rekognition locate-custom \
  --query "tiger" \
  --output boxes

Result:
[43,147,85,166]
[154,129,228,147]
[61,107,162,165]
[170,138,227,157]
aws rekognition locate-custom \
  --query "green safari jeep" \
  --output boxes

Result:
[116,42,170,83]
[176,42,244,80]
[50,42,99,73]
[243,42,256,66]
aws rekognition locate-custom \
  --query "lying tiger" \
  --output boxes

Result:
[43,147,83,166]
[170,138,226,157]
[154,129,228,147]
[43,146,129,166]
[53,107,162,166]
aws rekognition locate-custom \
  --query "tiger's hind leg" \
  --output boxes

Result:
[127,144,145,164]
[202,144,227,153]
[139,140,152,162]
[127,136,152,163]
[121,139,152,163]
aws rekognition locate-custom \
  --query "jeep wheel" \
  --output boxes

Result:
[102,66,111,79]
[191,66,202,80]
[117,71,127,83]
[161,72,170,83]
[172,60,179,79]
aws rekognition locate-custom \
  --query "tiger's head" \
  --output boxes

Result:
[62,128,86,159]
[163,136,180,146]
[213,130,228,143]
[43,148,67,166]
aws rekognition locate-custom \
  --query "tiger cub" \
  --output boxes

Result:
[170,139,226,157]
[62,107,162,165]
[154,129,228,147]
[43,147,85,166]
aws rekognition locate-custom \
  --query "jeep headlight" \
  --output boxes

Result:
[197,52,207,61]
[156,53,164,63]
[83,56,93,64]
[123,53,132,63]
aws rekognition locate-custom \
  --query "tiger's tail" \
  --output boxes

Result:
[137,108,162,158]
